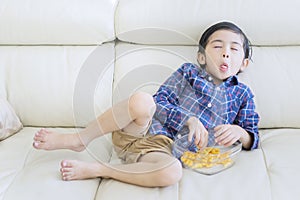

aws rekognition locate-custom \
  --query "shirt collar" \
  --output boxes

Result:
[224,75,239,87]
[197,66,239,87]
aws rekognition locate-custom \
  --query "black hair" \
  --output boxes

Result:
[198,21,252,60]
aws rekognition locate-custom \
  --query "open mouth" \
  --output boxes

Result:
[220,63,228,72]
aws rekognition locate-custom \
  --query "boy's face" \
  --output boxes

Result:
[197,30,249,85]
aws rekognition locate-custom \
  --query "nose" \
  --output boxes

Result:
[222,53,229,58]
[222,47,230,58]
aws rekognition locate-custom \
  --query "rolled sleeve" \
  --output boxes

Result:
[236,89,260,150]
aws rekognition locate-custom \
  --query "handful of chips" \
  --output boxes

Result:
[172,134,242,174]
[180,147,233,169]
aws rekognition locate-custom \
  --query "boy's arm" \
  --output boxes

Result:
[214,124,254,149]
[214,87,259,150]
[234,89,260,150]
[153,65,192,132]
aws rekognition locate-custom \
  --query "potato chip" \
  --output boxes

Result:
[180,147,233,169]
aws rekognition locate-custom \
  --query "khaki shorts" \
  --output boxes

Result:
[112,129,173,164]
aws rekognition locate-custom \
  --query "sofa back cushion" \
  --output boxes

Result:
[0,0,117,45]
[239,47,300,128]
[0,0,117,127]
[116,0,300,46]
[0,45,114,127]
[114,0,300,129]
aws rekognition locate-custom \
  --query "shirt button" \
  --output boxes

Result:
[207,103,212,108]
[208,76,213,82]
[216,87,220,91]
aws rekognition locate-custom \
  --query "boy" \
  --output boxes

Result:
[33,21,259,187]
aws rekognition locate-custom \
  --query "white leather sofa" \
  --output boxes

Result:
[1,0,300,200]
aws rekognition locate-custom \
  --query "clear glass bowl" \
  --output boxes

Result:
[172,134,242,175]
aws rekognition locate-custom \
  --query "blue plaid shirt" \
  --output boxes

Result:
[149,63,260,150]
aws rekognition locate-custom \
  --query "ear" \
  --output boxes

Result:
[197,52,206,65]
[239,58,249,72]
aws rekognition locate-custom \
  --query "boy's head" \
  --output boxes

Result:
[197,21,252,85]
[198,21,252,60]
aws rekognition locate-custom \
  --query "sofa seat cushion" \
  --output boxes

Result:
[95,151,178,200]
[179,149,272,200]
[260,129,300,200]
[0,127,112,200]
[96,145,271,200]
[96,178,178,200]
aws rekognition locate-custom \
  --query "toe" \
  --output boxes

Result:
[34,134,43,142]
[61,160,74,168]
[33,141,50,150]
[60,166,72,173]
[34,129,48,142]
[33,141,41,149]
[62,171,74,181]
[62,172,70,181]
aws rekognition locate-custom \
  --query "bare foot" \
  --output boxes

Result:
[33,129,86,152]
[60,160,108,181]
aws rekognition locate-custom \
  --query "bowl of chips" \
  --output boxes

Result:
[172,134,242,175]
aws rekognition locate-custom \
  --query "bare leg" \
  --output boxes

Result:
[60,152,182,187]
[33,92,156,151]
[32,91,182,187]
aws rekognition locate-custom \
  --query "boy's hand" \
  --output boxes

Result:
[214,124,251,148]
[186,116,208,148]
